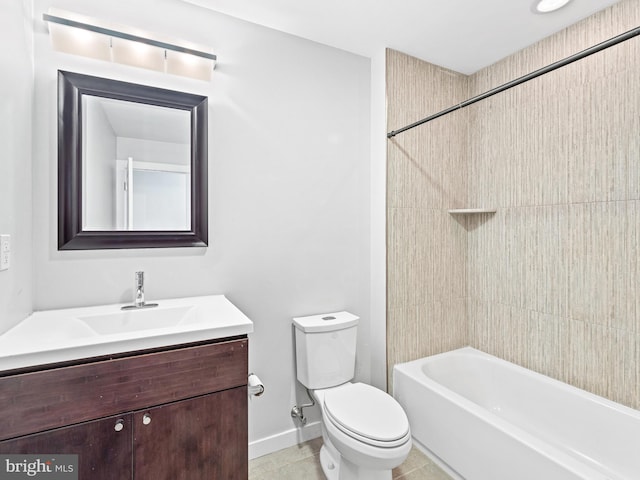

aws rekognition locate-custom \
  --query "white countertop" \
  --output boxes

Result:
[0,295,253,371]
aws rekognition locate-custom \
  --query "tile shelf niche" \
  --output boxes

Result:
[448,208,497,214]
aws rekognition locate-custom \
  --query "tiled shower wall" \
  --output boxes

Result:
[387,0,640,408]
[467,1,640,408]
[386,52,470,388]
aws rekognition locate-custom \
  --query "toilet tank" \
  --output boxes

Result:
[293,311,359,390]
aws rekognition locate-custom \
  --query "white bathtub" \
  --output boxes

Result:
[393,347,640,480]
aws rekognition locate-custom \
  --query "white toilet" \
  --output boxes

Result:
[293,311,412,480]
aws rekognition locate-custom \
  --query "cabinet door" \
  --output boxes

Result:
[0,415,133,480]
[133,387,247,480]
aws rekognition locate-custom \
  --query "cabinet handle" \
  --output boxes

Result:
[142,413,152,425]
[114,419,125,432]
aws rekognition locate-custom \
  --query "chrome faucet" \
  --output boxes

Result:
[121,271,158,310]
[135,271,145,307]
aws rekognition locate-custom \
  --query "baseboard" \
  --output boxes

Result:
[249,421,322,460]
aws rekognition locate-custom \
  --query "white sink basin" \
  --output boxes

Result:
[0,295,253,371]
[78,305,196,335]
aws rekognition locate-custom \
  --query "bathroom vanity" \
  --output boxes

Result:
[0,295,252,480]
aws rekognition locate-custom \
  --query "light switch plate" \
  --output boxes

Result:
[0,252,9,271]
[0,234,9,252]
[0,235,10,271]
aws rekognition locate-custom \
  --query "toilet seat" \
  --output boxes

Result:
[323,383,410,448]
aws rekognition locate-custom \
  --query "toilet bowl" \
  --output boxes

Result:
[293,311,412,480]
[313,383,412,480]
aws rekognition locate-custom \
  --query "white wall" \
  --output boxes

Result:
[84,99,117,230]
[0,0,33,334]
[31,0,372,456]
[369,50,388,391]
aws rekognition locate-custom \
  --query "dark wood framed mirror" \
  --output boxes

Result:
[58,70,208,250]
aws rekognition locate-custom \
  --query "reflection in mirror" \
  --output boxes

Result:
[82,97,191,231]
[58,70,208,250]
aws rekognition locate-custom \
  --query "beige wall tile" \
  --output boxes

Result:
[388,116,469,210]
[386,49,469,132]
[387,136,423,209]
[387,207,418,310]
[568,201,632,330]
[387,305,419,389]
[564,72,636,204]
[627,112,640,200]
[416,299,468,359]
[609,328,638,406]
[636,334,640,407]
[629,201,640,334]
[529,205,570,318]
[525,309,564,379]
[416,209,467,305]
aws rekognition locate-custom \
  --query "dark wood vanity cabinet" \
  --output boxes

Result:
[133,388,246,479]
[0,338,248,480]
[0,414,133,479]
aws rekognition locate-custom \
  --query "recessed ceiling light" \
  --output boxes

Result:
[532,0,573,14]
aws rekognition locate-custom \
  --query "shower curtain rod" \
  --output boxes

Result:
[387,25,640,139]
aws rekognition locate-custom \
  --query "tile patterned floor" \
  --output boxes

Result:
[249,438,453,480]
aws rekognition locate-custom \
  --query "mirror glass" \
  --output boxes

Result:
[58,71,208,250]
[82,96,191,231]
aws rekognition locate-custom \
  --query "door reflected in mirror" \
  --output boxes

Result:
[82,96,191,231]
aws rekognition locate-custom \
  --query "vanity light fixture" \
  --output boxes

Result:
[42,9,217,81]
[532,0,573,14]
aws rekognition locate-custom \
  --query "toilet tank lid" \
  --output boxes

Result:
[293,311,359,333]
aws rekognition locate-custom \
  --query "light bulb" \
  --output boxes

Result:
[533,0,572,14]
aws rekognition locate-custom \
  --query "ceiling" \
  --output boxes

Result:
[182,0,622,74]
[93,97,190,144]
